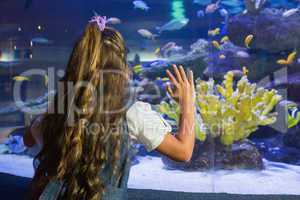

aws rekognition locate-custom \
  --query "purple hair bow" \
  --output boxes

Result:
[89,15,107,31]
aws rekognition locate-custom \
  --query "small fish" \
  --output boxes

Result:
[212,40,221,50]
[156,18,189,33]
[161,42,176,52]
[194,0,212,6]
[244,34,254,48]
[242,66,249,76]
[220,0,243,7]
[219,8,229,25]
[219,54,226,59]
[282,8,299,17]
[197,10,205,18]
[205,0,220,14]
[137,29,158,40]
[150,60,168,68]
[44,74,48,86]
[161,77,169,82]
[133,0,150,11]
[277,51,297,65]
[154,47,161,55]
[161,45,183,58]
[221,36,229,43]
[219,8,229,18]
[133,64,143,74]
[208,28,220,36]
[31,37,53,45]
[107,17,122,25]
[236,50,250,58]
[287,51,297,63]
[13,76,30,81]
[277,59,288,65]
[159,42,183,57]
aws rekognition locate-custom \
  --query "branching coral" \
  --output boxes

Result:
[158,71,282,146]
[197,71,282,146]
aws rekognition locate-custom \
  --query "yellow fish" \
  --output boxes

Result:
[219,54,226,59]
[208,28,220,36]
[133,64,143,74]
[161,77,169,82]
[277,59,288,65]
[44,74,49,86]
[244,34,254,48]
[212,40,221,50]
[154,47,161,55]
[242,66,249,76]
[221,36,229,43]
[277,51,297,65]
[287,51,297,64]
[13,76,30,81]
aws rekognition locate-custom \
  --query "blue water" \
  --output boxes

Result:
[0,0,300,195]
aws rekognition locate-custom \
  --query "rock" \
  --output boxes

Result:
[203,41,285,81]
[161,139,264,171]
[228,8,300,53]
[143,53,208,81]
[204,42,252,79]
[189,39,209,58]
[251,126,300,165]
[283,126,300,149]
[265,73,300,103]
[143,39,209,80]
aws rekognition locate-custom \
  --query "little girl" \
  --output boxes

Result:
[24,15,195,200]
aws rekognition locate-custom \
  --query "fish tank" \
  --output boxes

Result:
[0,0,300,198]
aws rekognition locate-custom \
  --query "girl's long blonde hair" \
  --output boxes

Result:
[30,22,129,200]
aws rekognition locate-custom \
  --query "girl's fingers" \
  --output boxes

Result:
[188,70,195,100]
[188,70,194,86]
[166,70,178,86]
[166,84,174,98]
[179,65,188,82]
[172,64,183,83]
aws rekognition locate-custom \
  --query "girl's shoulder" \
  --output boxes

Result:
[126,101,152,114]
[125,101,171,152]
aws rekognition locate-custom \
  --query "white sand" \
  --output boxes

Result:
[1,154,300,195]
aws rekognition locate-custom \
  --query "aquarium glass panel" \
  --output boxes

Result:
[0,0,300,196]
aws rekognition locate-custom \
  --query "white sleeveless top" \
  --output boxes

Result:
[126,101,171,152]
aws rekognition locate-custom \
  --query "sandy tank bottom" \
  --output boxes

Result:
[0,154,299,195]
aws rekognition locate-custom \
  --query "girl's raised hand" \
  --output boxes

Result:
[166,65,195,108]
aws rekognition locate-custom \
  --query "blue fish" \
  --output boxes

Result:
[220,0,243,7]
[150,60,168,68]
[197,10,205,18]
[193,0,212,6]
[133,0,150,11]
[31,37,53,44]
[156,18,189,33]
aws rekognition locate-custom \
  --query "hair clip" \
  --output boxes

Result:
[89,14,107,31]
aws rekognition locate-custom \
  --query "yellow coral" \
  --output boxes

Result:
[196,71,282,146]
[159,71,282,146]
